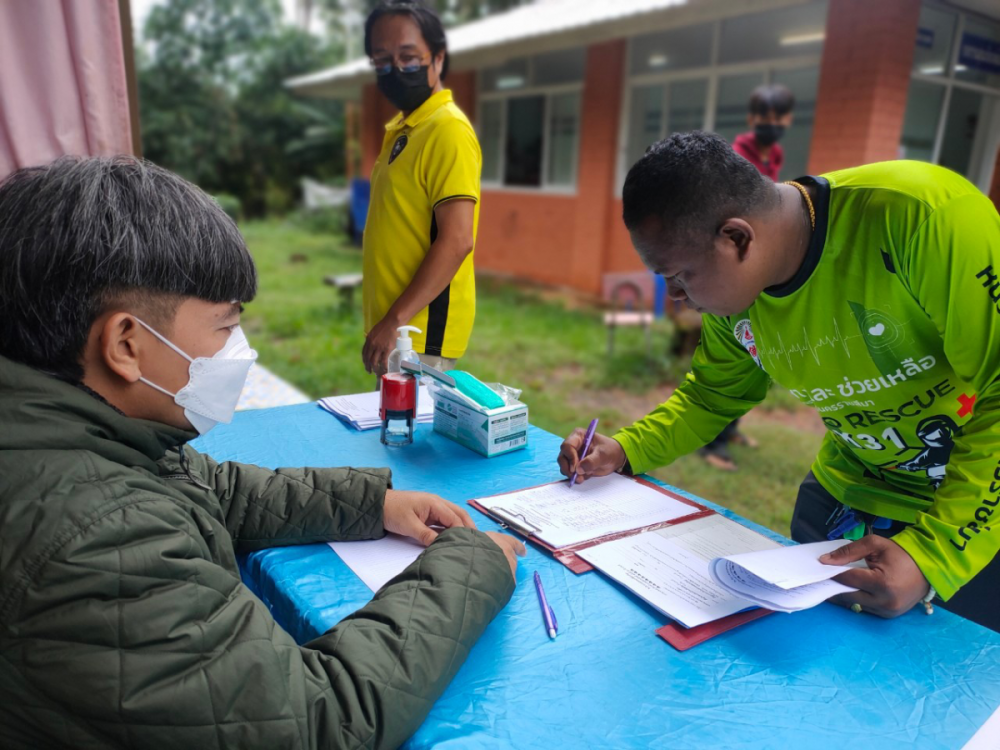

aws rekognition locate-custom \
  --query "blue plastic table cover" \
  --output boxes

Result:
[194,403,1000,749]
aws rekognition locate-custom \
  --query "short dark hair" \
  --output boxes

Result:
[749,84,795,117]
[0,156,257,382]
[622,131,778,249]
[364,0,450,79]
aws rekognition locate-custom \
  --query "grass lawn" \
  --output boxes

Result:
[241,218,824,535]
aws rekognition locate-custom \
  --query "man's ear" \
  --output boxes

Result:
[718,218,755,262]
[432,51,445,82]
[98,313,144,383]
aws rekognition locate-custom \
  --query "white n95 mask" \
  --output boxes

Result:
[135,318,257,435]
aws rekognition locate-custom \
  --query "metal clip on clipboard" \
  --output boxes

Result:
[486,506,542,539]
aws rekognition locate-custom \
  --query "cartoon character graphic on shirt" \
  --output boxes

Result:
[892,414,959,489]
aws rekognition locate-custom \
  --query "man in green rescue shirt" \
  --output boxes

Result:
[559,132,999,632]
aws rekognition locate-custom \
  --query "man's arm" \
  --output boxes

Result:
[612,312,771,475]
[9,498,515,749]
[198,454,391,550]
[888,192,1000,600]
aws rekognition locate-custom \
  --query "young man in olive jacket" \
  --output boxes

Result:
[0,156,524,749]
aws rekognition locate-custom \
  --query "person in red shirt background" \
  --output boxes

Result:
[698,83,795,471]
[733,83,795,181]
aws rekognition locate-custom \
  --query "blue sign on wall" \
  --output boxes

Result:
[916,27,935,50]
[959,32,1000,75]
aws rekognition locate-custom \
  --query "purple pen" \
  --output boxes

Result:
[534,571,558,639]
[569,418,599,485]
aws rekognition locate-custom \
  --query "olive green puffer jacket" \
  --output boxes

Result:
[0,356,514,749]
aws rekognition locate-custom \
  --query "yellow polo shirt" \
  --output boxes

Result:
[363,89,481,359]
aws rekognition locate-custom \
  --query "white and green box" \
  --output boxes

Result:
[432,390,528,457]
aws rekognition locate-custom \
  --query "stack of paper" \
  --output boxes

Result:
[318,387,434,431]
[708,539,862,613]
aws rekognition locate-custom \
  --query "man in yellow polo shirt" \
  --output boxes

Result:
[361,0,480,376]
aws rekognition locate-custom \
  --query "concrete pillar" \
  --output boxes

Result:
[570,39,626,294]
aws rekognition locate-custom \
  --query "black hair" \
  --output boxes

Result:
[749,84,795,117]
[622,131,778,251]
[364,0,450,79]
[0,155,257,382]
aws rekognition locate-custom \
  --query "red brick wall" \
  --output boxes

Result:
[808,0,921,174]
[475,192,579,285]
[605,198,646,273]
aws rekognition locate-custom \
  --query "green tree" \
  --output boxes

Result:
[138,0,342,216]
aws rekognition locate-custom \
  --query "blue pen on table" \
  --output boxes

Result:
[569,417,599,486]
[534,571,558,640]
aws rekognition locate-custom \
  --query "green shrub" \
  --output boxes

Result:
[212,193,242,221]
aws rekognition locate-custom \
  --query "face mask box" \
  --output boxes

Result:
[431,388,528,458]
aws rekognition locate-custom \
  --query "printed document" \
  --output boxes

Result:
[476,474,698,548]
[578,514,783,628]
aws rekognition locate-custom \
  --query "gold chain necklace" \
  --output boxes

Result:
[784,180,816,231]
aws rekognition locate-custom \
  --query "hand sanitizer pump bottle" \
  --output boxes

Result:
[387,325,422,373]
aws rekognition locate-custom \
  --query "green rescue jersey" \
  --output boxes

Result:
[614,161,1000,601]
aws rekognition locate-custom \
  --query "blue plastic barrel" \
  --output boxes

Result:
[350,178,371,244]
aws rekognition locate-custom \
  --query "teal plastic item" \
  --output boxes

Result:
[450,370,505,409]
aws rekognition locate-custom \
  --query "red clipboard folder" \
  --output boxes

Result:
[468,475,774,650]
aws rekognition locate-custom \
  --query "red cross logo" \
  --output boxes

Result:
[958,393,977,418]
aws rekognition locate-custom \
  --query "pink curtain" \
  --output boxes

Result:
[0,0,134,179]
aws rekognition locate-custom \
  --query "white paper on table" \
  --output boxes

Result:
[318,387,434,430]
[328,534,425,592]
[577,514,782,628]
[708,540,861,613]
[476,474,698,549]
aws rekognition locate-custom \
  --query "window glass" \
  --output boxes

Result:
[482,58,529,92]
[938,87,985,176]
[534,48,586,86]
[900,80,945,162]
[479,100,503,183]
[667,79,707,134]
[505,95,545,187]
[627,85,665,170]
[718,1,828,65]
[628,23,712,75]
[955,18,1000,89]
[772,66,819,178]
[713,72,765,145]
[547,92,580,186]
[912,5,957,77]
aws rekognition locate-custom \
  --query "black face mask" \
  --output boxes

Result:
[754,123,786,147]
[378,66,434,113]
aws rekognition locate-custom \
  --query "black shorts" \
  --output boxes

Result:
[791,471,999,633]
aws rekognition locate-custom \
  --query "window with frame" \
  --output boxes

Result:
[478,48,584,189]
[901,2,1000,192]
[621,2,827,185]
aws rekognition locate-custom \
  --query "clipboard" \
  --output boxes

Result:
[468,475,713,574]
[468,475,775,650]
